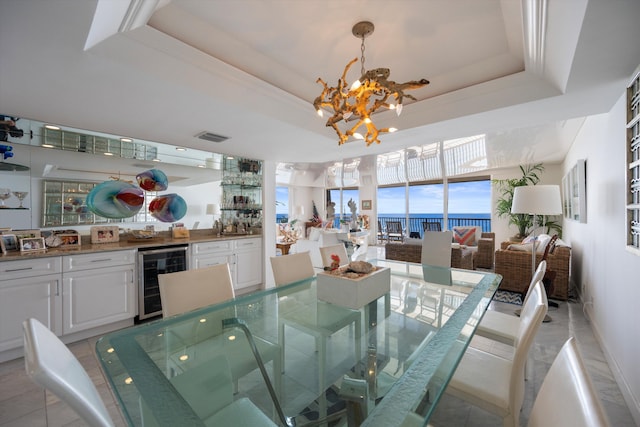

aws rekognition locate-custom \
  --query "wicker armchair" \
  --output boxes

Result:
[473,233,496,269]
[494,241,571,300]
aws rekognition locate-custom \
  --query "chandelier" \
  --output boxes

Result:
[314,21,429,146]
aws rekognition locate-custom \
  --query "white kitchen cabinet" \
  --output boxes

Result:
[190,240,233,269]
[234,238,262,290]
[190,238,262,291]
[62,250,136,335]
[0,257,62,354]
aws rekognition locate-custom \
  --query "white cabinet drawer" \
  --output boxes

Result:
[234,238,262,251]
[191,240,233,254]
[0,257,62,281]
[63,250,136,272]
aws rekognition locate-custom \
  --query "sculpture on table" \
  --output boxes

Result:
[326,201,335,223]
[348,198,358,230]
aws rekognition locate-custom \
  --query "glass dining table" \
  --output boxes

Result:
[96,259,501,427]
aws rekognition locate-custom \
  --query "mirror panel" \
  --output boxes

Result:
[0,115,225,231]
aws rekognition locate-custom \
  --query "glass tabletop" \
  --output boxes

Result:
[96,259,501,427]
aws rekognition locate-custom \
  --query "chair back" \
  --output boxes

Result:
[158,264,235,318]
[23,318,115,427]
[421,230,453,267]
[270,251,315,286]
[422,220,442,231]
[386,221,403,241]
[521,260,547,308]
[528,337,611,427]
[320,244,349,268]
[509,281,548,419]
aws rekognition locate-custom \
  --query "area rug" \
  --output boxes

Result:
[492,290,523,305]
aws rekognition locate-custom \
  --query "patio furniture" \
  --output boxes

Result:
[386,221,404,241]
[422,220,442,231]
[495,239,571,300]
[377,220,387,243]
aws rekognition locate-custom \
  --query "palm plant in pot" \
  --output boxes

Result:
[494,163,544,240]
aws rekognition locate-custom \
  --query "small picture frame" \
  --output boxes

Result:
[90,226,120,244]
[1,234,18,252]
[58,233,81,248]
[361,199,372,210]
[13,229,41,240]
[20,237,46,253]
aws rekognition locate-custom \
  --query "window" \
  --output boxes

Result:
[276,186,289,223]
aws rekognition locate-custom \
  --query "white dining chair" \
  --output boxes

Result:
[528,337,611,427]
[270,251,316,285]
[319,243,349,268]
[421,230,453,267]
[141,354,277,427]
[23,318,116,427]
[158,264,282,408]
[270,251,361,424]
[475,260,547,345]
[158,264,235,317]
[445,280,548,427]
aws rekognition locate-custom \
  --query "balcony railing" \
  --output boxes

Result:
[377,216,491,239]
[277,214,491,240]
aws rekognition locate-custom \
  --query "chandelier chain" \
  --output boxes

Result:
[360,37,366,76]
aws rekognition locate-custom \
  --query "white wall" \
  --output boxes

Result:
[563,93,640,423]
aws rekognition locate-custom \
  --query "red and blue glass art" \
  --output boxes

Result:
[87,168,186,222]
[149,193,187,222]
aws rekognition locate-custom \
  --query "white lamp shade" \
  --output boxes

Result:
[511,185,562,215]
[206,204,221,215]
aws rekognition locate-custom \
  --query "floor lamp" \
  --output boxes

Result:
[511,185,562,320]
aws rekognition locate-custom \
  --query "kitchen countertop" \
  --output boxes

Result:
[0,229,262,262]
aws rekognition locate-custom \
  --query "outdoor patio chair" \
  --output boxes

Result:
[422,220,442,231]
[386,221,404,241]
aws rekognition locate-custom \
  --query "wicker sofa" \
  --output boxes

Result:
[494,241,571,300]
[384,233,495,270]
[384,242,472,269]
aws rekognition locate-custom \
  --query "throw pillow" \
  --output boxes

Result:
[521,233,551,253]
[452,226,478,246]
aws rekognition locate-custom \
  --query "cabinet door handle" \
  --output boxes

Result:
[55,280,60,296]
[90,258,113,263]
[5,267,34,272]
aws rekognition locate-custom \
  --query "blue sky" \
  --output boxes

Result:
[277,180,491,215]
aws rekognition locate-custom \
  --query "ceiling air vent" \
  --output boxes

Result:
[195,131,229,143]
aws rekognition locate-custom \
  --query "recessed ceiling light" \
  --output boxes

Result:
[120,137,133,143]
[175,147,187,152]
[44,124,60,130]
[197,164,205,168]
[104,152,114,156]
[152,158,161,162]
[42,144,55,148]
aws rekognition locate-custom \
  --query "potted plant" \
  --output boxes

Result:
[493,163,544,240]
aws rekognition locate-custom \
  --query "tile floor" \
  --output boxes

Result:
[0,246,636,426]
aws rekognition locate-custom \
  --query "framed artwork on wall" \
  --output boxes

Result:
[562,159,587,223]
[361,199,372,210]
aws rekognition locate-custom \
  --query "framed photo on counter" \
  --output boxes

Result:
[1,234,18,253]
[58,233,81,248]
[20,237,46,253]
[91,226,120,244]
